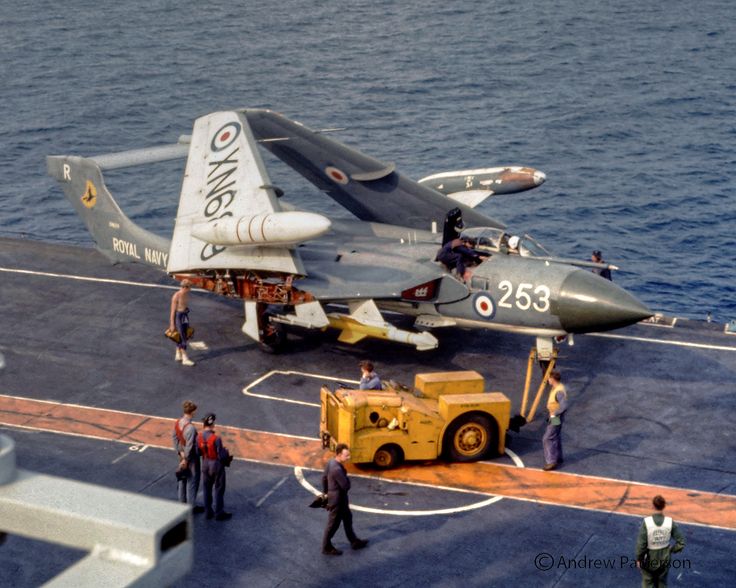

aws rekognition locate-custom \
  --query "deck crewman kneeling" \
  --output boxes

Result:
[199,413,233,521]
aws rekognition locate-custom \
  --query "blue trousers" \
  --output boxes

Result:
[543,413,565,465]
[177,457,201,505]
[175,309,190,350]
[202,459,227,516]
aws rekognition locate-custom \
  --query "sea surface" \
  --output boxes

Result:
[1,0,735,321]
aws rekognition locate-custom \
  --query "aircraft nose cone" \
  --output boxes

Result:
[555,270,652,333]
[533,170,546,186]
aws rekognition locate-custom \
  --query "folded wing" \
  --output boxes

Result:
[243,109,505,231]
[167,111,330,275]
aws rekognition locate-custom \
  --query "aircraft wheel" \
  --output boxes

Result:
[373,444,402,469]
[444,414,495,462]
[259,319,287,354]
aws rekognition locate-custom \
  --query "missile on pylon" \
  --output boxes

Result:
[191,211,331,247]
[419,166,546,205]
[327,314,439,351]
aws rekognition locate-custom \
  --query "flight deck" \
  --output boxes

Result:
[1,236,736,587]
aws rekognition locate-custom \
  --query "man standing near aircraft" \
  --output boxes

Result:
[169,279,195,366]
[542,371,568,471]
[172,400,204,512]
[591,250,613,280]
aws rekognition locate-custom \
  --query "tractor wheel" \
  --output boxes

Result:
[373,445,402,469]
[444,414,495,462]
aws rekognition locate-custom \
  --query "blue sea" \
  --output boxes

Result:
[2,0,735,321]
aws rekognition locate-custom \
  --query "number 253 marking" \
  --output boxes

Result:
[498,280,550,312]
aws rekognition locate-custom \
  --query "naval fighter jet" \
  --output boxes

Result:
[47,109,651,353]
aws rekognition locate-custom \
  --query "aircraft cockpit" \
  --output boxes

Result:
[462,227,551,258]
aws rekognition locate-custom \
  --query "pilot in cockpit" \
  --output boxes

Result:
[507,235,520,253]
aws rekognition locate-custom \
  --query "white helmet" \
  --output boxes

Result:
[508,235,520,250]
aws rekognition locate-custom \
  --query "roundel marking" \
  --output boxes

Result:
[325,166,349,185]
[211,121,241,152]
[473,292,496,319]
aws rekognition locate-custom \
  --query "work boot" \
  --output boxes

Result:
[215,512,232,521]
[181,351,194,366]
[351,538,369,550]
[175,349,182,362]
[322,545,342,556]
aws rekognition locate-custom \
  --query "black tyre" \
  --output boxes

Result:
[258,319,287,353]
[444,414,495,462]
[373,444,402,469]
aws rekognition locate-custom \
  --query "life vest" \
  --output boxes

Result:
[174,418,192,446]
[198,431,219,460]
[547,384,567,415]
[644,516,672,550]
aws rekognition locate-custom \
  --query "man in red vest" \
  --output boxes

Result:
[199,413,233,521]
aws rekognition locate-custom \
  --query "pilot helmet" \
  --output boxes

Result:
[508,235,520,250]
[202,413,216,426]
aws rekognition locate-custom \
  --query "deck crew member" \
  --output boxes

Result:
[591,250,613,280]
[435,236,483,283]
[358,360,382,390]
[542,370,568,471]
[170,279,195,366]
[172,400,204,513]
[635,495,686,587]
[199,413,233,521]
[321,443,368,555]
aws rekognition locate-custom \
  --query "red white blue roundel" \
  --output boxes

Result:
[325,165,349,185]
[473,292,496,319]
[211,121,241,152]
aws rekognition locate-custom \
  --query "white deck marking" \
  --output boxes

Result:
[242,370,359,407]
[293,459,527,516]
[255,476,288,507]
[589,331,736,352]
[0,266,178,290]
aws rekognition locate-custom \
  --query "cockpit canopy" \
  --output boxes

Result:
[461,227,551,258]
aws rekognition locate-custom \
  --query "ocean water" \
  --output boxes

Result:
[1,0,734,320]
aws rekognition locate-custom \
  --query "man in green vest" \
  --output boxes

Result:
[635,495,686,587]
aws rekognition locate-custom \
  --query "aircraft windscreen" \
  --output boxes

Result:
[462,227,505,252]
[519,234,551,257]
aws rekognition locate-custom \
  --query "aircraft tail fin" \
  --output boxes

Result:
[46,155,171,269]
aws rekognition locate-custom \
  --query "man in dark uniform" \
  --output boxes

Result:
[635,495,686,587]
[198,413,233,521]
[435,236,483,283]
[321,443,368,555]
[591,250,613,280]
[172,400,204,513]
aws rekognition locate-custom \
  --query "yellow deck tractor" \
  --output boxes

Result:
[320,371,512,468]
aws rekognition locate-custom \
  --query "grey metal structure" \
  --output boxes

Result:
[46,109,651,352]
[0,434,191,587]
